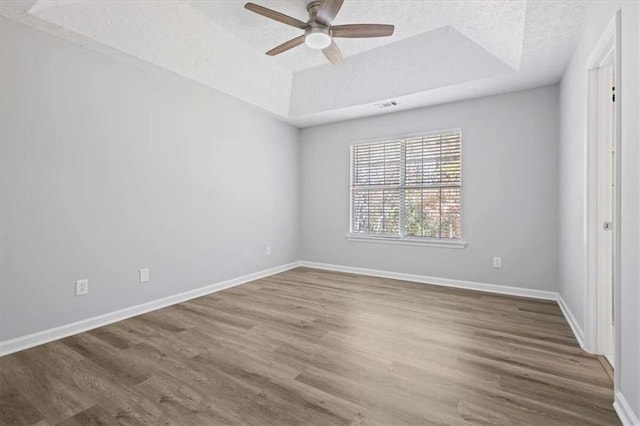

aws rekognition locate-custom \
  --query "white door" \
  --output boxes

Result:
[595,62,615,367]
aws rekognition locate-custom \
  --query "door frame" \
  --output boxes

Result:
[584,9,621,384]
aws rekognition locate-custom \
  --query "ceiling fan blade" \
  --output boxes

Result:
[322,40,343,65]
[266,35,306,56]
[316,0,344,26]
[331,24,395,38]
[244,3,309,30]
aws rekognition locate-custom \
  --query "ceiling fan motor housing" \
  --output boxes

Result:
[306,1,322,21]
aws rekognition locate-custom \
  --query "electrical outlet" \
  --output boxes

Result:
[493,257,502,268]
[266,246,272,256]
[139,268,150,283]
[76,279,89,296]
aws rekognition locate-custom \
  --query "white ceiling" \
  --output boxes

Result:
[0,0,587,127]
[193,0,527,72]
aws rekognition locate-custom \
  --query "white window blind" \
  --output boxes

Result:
[351,130,462,240]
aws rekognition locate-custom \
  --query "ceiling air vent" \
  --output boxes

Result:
[375,100,398,109]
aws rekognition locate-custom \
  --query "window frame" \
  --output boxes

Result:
[347,128,466,249]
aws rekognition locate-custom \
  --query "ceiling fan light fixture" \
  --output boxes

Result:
[305,29,331,49]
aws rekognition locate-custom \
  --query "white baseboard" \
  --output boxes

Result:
[615,391,640,426]
[298,261,559,301]
[0,261,301,357]
[557,293,586,351]
[0,260,589,363]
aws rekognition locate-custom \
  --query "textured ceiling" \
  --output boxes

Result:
[0,0,587,127]
[192,0,527,72]
[291,26,514,116]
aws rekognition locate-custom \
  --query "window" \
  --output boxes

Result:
[350,130,462,244]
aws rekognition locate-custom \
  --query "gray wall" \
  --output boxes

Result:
[299,85,559,291]
[0,18,299,342]
[558,1,639,418]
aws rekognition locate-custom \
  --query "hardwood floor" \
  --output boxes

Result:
[0,267,620,425]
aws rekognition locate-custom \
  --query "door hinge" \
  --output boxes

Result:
[612,86,615,102]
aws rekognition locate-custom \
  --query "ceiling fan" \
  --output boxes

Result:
[244,0,394,65]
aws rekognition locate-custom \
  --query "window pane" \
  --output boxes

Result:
[352,140,401,187]
[404,189,422,237]
[440,187,461,239]
[404,187,460,239]
[368,190,384,234]
[404,188,441,238]
[352,190,369,233]
[405,133,461,186]
[352,189,400,236]
[383,190,400,234]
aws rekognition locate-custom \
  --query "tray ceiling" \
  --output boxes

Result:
[0,0,587,127]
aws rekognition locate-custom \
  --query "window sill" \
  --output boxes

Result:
[345,234,467,249]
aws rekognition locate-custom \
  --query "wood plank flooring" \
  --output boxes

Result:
[0,267,620,425]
